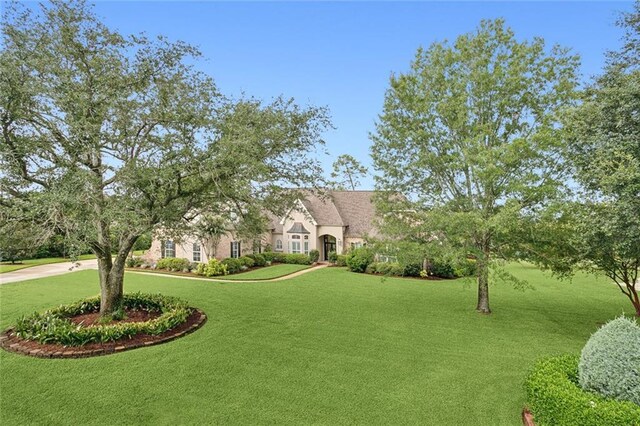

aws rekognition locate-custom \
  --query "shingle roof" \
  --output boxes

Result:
[330,191,378,237]
[300,194,344,226]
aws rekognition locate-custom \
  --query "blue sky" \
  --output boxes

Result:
[90,1,634,188]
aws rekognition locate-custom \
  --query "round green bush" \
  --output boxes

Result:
[308,249,320,263]
[346,247,374,273]
[222,257,243,274]
[579,316,640,406]
[525,355,640,425]
[14,293,193,346]
[195,259,228,277]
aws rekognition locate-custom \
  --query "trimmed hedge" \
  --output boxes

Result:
[156,257,192,272]
[336,254,347,267]
[259,252,312,265]
[309,249,320,263]
[246,253,267,267]
[14,293,192,346]
[346,247,374,273]
[222,258,243,274]
[525,354,640,425]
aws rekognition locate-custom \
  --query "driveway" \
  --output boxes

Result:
[0,259,99,285]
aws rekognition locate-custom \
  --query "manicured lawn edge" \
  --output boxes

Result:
[126,263,314,281]
[0,254,96,274]
[0,309,207,359]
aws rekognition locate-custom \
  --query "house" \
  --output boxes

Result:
[145,190,380,263]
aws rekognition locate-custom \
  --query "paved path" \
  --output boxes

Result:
[0,259,99,285]
[0,261,328,285]
[127,263,329,283]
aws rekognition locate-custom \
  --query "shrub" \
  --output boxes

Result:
[336,254,347,267]
[195,259,228,277]
[238,256,255,268]
[125,256,143,268]
[156,257,191,272]
[262,251,276,263]
[525,354,640,425]
[222,258,243,274]
[328,251,338,264]
[308,249,320,263]
[420,269,429,278]
[454,258,477,277]
[346,247,375,273]
[284,253,312,265]
[246,253,267,267]
[578,316,640,406]
[428,260,455,279]
[402,262,422,277]
[14,293,193,346]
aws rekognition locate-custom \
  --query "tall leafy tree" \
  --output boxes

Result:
[370,19,579,313]
[330,154,368,190]
[550,1,640,316]
[0,1,330,317]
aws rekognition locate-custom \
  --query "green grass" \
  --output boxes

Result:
[0,254,95,273]
[0,264,632,425]
[221,263,311,280]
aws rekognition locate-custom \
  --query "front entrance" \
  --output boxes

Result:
[322,235,336,260]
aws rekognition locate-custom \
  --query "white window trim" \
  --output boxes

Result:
[275,239,283,252]
[192,242,201,262]
[164,240,175,258]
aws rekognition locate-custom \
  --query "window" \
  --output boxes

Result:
[291,241,301,254]
[231,241,240,258]
[292,235,300,240]
[275,239,283,251]
[304,235,309,240]
[304,241,309,255]
[350,241,363,250]
[192,242,201,262]
[163,240,175,258]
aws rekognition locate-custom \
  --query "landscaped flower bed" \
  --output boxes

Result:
[0,293,206,358]
[127,252,314,278]
[524,355,640,425]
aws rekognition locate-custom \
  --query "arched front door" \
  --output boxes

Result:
[322,235,336,261]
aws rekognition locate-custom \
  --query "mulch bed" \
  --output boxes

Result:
[0,308,207,359]
[69,308,160,327]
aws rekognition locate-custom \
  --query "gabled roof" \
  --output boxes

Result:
[330,191,378,237]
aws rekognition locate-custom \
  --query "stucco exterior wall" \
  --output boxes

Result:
[281,208,318,254]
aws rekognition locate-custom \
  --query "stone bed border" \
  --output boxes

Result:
[0,308,207,359]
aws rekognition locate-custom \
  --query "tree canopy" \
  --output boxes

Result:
[370,19,580,313]
[0,0,331,316]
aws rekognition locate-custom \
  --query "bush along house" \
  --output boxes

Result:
[145,191,381,263]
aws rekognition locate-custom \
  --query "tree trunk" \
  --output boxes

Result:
[476,243,491,314]
[97,236,138,317]
[628,284,640,317]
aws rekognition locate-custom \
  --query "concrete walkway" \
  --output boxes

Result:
[0,261,328,285]
[127,263,329,283]
[0,259,99,285]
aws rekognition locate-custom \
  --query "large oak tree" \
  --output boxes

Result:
[0,0,331,317]
[370,19,579,313]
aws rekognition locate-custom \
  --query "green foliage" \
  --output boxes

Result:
[370,18,580,313]
[283,254,312,265]
[238,256,255,268]
[195,259,228,277]
[346,247,375,273]
[579,317,640,405]
[156,257,192,272]
[428,261,456,279]
[525,355,640,425]
[222,258,243,274]
[336,255,348,267]
[328,251,338,263]
[0,0,331,315]
[132,233,152,252]
[330,154,368,190]
[125,256,144,268]
[14,293,192,346]
[308,249,320,263]
[366,262,404,277]
[402,263,422,278]
[246,253,267,267]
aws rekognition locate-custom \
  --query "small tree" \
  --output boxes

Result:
[0,1,331,317]
[370,19,579,313]
[330,154,368,191]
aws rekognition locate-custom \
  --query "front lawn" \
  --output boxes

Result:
[220,263,311,280]
[0,264,629,424]
[0,254,95,274]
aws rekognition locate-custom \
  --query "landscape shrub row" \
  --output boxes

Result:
[131,250,315,278]
[525,354,640,425]
[342,247,477,279]
[14,293,192,346]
